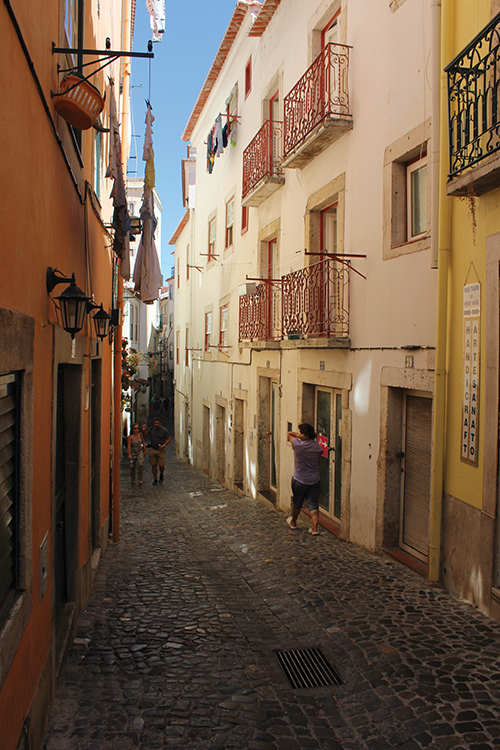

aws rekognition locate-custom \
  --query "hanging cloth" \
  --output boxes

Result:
[105,80,130,280]
[133,102,162,302]
[146,0,165,42]
[214,115,224,157]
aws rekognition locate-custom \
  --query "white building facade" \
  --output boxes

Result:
[124,176,163,427]
[174,0,438,566]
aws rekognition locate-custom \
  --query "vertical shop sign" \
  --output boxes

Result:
[461,282,480,466]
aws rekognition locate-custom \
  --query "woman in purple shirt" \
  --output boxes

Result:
[287,423,323,535]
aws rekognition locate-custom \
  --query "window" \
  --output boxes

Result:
[94,131,102,201]
[187,244,190,281]
[129,305,134,341]
[64,0,80,59]
[220,305,229,348]
[0,373,18,623]
[225,198,234,249]
[185,328,189,365]
[245,57,252,99]
[176,331,180,364]
[242,205,249,234]
[177,258,180,288]
[226,85,238,139]
[135,306,138,341]
[407,155,428,240]
[205,312,212,351]
[321,204,338,255]
[383,121,431,260]
[208,217,217,261]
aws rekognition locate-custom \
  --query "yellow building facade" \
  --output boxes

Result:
[434,0,500,620]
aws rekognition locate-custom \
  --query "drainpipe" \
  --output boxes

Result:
[429,0,452,581]
[430,0,441,271]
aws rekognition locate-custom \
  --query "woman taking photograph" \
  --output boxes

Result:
[287,423,323,535]
[127,423,146,486]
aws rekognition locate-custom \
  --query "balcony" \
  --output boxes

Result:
[239,259,349,346]
[282,43,352,170]
[242,120,285,206]
[446,13,500,196]
[239,281,282,343]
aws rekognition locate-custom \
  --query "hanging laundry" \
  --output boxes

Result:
[143,103,154,161]
[222,122,228,149]
[215,115,224,157]
[106,79,130,280]
[146,0,165,43]
[133,101,162,302]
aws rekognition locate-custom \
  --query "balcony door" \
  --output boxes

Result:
[315,203,338,336]
[269,92,280,171]
[266,238,279,339]
[321,12,342,115]
[315,387,342,520]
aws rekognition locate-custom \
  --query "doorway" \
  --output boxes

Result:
[216,404,226,486]
[399,393,432,561]
[315,387,342,520]
[90,360,101,551]
[234,398,245,490]
[54,363,81,626]
[258,376,278,504]
[202,405,211,475]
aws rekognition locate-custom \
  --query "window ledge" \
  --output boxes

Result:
[384,235,431,260]
[447,152,500,197]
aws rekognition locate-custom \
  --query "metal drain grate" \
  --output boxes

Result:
[274,648,343,689]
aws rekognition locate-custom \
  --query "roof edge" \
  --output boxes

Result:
[247,0,281,37]
[169,210,190,246]
[181,1,261,142]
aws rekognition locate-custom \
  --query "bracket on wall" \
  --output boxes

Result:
[305,250,367,279]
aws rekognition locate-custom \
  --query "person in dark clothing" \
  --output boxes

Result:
[286,423,323,535]
[142,418,171,485]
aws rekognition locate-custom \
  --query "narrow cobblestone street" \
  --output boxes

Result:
[44,436,500,750]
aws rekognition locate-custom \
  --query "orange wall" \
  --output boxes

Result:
[0,0,120,746]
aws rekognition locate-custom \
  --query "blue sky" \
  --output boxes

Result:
[129,0,240,277]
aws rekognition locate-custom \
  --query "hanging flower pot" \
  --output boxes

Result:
[54,73,104,130]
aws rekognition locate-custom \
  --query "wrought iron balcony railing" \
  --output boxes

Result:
[282,259,349,339]
[238,259,349,342]
[242,120,284,200]
[283,43,351,159]
[239,281,282,342]
[446,13,500,179]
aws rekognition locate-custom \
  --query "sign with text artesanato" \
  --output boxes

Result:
[461,282,480,466]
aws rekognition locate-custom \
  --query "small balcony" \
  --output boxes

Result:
[242,120,285,207]
[282,43,352,170]
[239,281,282,343]
[239,259,349,346]
[446,13,500,196]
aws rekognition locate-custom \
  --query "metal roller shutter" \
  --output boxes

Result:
[402,395,432,557]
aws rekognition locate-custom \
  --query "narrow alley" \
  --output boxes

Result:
[44,441,500,750]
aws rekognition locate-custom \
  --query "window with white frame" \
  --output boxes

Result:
[225,198,234,249]
[407,155,428,240]
[208,217,217,261]
[220,305,229,348]
[205,312,212,351]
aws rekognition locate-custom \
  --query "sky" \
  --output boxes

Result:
[129,0,240,278]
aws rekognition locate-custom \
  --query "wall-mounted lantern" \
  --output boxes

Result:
[46,267,90,338]
[91,303,112,340]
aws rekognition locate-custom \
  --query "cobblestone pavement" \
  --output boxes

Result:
[45,437,500,750]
